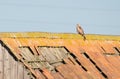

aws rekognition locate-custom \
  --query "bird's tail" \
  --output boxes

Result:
[83,35,86,41]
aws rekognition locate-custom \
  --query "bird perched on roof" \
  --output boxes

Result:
[76,24,86,40]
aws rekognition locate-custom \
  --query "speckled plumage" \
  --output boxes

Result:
[76,24,86,40]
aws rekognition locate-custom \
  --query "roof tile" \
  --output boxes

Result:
[0,32,120,79]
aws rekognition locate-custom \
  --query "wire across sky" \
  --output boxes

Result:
[0,0,120,35]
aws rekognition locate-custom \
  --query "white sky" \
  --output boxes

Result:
[0,0,120,35]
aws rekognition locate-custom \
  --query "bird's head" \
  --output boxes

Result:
[76,24,82,29]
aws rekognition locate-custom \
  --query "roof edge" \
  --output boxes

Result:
[0,32,120,41]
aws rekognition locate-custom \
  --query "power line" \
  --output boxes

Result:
[0,19,119,27]
[0,2,120,12]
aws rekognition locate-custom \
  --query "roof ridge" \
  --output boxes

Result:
[0,32,120,41]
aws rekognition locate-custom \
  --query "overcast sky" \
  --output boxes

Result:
[0,0,120,35]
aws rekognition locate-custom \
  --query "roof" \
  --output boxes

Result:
[0,32,120,79]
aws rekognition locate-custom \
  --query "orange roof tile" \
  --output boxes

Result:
[0,32,120,79]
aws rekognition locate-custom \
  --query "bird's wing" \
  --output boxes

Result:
[76,24,85,35]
